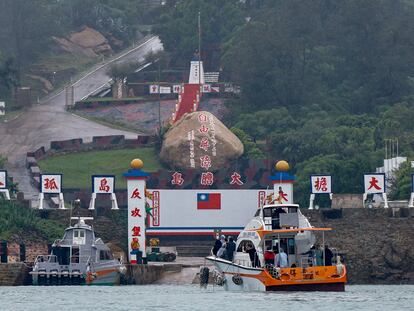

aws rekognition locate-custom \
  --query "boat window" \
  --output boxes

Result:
[99,250,113,261]
[288,238,295,254]
[263,208,272,217]
[73,229,86,245]
[254,209,261,217]
[237,240,254,252]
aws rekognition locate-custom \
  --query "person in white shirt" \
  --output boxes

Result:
[275,248,288,268]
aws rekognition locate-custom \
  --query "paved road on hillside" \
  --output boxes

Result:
[0,36,162,204]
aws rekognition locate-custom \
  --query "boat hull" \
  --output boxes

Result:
[206,256,346,292]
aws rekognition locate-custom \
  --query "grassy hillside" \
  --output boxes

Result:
[0,201,65,242]
[38,147,164,189]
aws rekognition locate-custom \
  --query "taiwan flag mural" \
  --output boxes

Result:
[197,193,221,210]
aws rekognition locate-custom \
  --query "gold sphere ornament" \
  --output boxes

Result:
[131,158,144,169]
[275,160,289,172]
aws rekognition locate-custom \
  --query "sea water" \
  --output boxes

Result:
[0,285,412,311]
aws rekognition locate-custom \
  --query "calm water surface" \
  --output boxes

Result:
[0,285,412,311]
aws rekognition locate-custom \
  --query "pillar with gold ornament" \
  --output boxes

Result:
[268,160,295,204]
[124,158,150,264]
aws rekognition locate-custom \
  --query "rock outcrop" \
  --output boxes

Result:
[160,111,244,171]
[53,26,113,57]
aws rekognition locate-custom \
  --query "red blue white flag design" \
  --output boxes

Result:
[197,193,221,210]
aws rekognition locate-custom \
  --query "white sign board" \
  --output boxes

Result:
[201,84,211,93]
[272,183,293,204]
[160,86,171,94]
[310,175,332,194]
[0,102,4,116]
[92,175,115,194]
[0,171,7,189]
[127,178,146,262]
[149,84,159,94]
[173,85,182,93]
[40,174,62,193]
[146,189,272,235]
[364,174,385,194]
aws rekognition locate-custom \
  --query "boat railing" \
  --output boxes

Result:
[70,255,91,264]
[35,255,58,263]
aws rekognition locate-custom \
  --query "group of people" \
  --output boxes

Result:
[303,244,334,266]
[264,247,289,268]
[212,235,236,261]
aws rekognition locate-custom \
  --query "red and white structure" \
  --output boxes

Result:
[0,170,10,200]
[363,173,388,208]
[124,160,150,264]
[39,174,65,209]
[89,175,118,210]
[309,175,333,209]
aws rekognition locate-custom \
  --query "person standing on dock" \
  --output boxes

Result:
[226,237,236,261]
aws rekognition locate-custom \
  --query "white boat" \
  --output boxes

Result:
[206,203,347,291]
[31,217,126,285]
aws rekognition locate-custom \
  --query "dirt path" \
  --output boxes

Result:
[0,36,162,203]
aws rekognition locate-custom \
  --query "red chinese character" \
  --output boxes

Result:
[132,226,141,237]
[200,155,212,170]
[99,178,110,192]
[199,137,210,152]
[198,113,208,123]
[314,177,328,192]
[230,172,244,186]
[200,172,214,186]
[368,177,382,190]
[44,178,58,190]
[131,208,142,217]
[131,188,142,199]
[275,186,288,203]
[171,172,184,186]
[199,125,209,133]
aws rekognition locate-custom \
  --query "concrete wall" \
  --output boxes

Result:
[0,263,30,285]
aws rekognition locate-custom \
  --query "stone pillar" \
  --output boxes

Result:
[124,159,150,264]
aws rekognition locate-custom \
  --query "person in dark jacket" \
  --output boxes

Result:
[246,243,261,268]
[226,237,236,261]
[324,245,334,266]
[213,235,224,256]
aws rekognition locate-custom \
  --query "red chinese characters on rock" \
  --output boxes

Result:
[131,188,142,199]
[171,172,184,186]
[198,124,209,133]
[131,208,142,218]
[368,177,382,190]
[230,172,244,186]
[199,137,210,152]
[314,177,328,192]
[200,155,212,170]
[132,226,141,237]
[200,172,214,186]
[99,178,110,193]
[44,178,58,191]
[198,113,208,123]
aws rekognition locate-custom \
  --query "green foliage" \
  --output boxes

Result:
[154,0,245,69]
[230,127,264,159]
[0,201,65,242]
[0,155,6,169]
[107,61,139,80]
[389,161,413,200]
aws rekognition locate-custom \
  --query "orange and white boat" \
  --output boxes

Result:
[206,203,347,291]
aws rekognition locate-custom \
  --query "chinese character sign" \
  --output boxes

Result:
[311,175,332,194]
[0,170,6,189]
[93,176,115,194]
[364,174,385,194]
[127,178,146,262]
[272,183,293,204]
[40,174,62,193]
